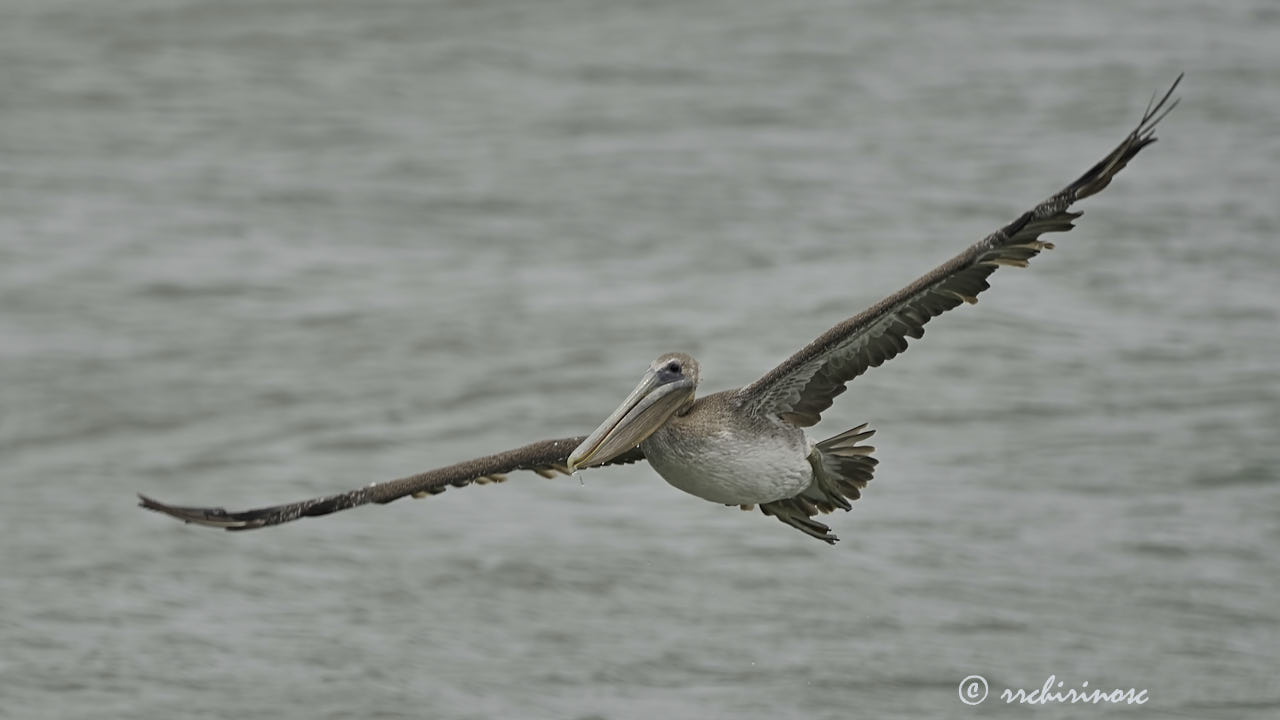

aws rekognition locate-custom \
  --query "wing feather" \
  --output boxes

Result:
[138,436,645,530]
[736,76,1181,427]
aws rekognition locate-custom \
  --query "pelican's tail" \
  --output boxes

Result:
[760,423,879,544]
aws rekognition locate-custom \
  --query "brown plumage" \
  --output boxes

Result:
[137,438,643,530]
[139,76,1180,543]
[735,76,1181,428]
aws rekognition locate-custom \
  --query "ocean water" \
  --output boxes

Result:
[2,1,1277,718]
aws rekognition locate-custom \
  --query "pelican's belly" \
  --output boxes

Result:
[641,421,814,506]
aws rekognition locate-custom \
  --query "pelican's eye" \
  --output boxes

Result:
[665,361,681,375]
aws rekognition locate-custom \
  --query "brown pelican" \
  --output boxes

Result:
[139,77,1180,543]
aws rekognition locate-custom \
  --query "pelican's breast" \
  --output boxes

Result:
[640,391,814,506]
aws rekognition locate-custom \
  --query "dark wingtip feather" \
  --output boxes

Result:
[137,493,260,529]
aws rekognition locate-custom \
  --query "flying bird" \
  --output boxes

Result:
[139,76,1181,543]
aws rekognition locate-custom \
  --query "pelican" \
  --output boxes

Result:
[139,77,1180,543]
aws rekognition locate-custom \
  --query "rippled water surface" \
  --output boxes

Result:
[3,1,1278,718]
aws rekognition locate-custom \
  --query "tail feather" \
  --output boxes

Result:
[759,423,879,544]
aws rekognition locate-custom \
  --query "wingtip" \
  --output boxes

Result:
[137,492,253,529]
[137,492,164,512]
[1138,74,1183,136]
[137,492,194,522]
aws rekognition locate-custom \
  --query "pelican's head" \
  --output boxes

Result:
[567,352,699,471]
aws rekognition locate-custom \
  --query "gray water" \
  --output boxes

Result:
[3,1,1278,718]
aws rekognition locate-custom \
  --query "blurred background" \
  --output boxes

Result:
[2,1,1276,718]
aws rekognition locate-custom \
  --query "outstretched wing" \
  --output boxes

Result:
[138,436,646,530]
[736,76,1181,427]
